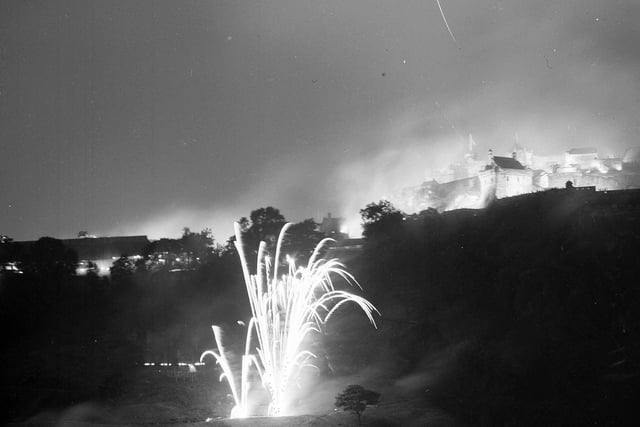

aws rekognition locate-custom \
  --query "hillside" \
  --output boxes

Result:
[357,188,640,425]
[3,188,640,426]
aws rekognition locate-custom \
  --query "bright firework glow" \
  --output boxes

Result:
[201,223,379,418]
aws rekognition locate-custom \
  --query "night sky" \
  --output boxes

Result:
[1,0,639,242]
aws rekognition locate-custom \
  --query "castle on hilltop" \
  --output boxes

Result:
[392,137,640,213]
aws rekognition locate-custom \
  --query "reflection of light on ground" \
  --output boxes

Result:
[143,362,204,380]
[1,261,24,274]
[143,362,205,367]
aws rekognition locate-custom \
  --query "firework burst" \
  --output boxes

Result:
[201,222,379,418]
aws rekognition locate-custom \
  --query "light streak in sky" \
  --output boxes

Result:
[201,223,379,418]
[436,0,457,43]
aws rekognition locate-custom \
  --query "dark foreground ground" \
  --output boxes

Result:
[5,363,456,427]
[3,310,456,427]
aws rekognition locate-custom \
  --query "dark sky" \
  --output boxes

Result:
[1,0,639,241]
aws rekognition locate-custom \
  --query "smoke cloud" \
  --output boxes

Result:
[4,1,638,241]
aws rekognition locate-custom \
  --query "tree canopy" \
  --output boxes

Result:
[22,237,78,278]
[360,200,405,238]
[335,384,380,425]
[234,207,325,266]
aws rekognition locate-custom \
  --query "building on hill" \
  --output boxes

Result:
[392,143,640,215]
[438,176,482,210]
[564,147,600,171]
[11,235,150,276]
[393,176,483,213]
[512,143,533,168]
[64,235,149,275]
[623,147,640,172]
[319,213,348,240]
[478,150,533,201]
[545,171,623,191]
[601,156,623,172]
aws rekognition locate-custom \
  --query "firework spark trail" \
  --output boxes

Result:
[436,0,457,43]
[201,222,379,418]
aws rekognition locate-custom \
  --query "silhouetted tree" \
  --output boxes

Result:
[236,209,332,267]
[22,237,77,278]
[142,238,183,257]
[0,235,22,266]
[179,227,216,263]
[140,238,183,272]
[335,384,380,425]
[234,207,287,267]
[282,218,325,264]
[110,255,137,281]
[246,207,287,247]
[360,200,405,238]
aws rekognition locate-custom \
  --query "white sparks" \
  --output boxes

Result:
[201,223,379,418]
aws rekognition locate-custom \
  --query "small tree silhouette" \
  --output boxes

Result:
[335,384,380,425]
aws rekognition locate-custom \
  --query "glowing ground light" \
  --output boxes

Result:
[201,223,379,418]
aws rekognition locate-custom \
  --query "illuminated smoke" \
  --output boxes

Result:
[200,223,379,418]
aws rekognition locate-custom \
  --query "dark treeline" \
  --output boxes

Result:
[358,189,640,426]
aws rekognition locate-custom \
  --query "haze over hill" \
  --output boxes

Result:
[2,1,640,242]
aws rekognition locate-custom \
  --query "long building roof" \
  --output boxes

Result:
[16,235,150,260]
[492,156,525,170]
